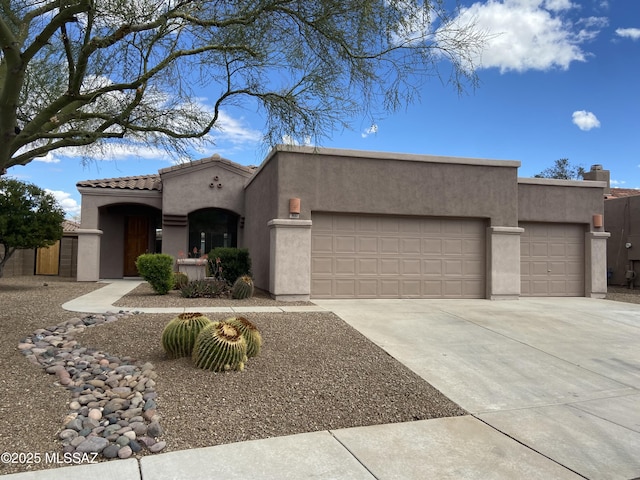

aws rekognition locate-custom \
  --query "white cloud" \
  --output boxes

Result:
[45,189,81,218]
[616,28,640,40]
[212,110,262,145]
[281,135,312,146]
[451,0,607,72]
[33,153,60,164]
[361,124,379,138]
[572,110,601,130]
[610,179,626,186]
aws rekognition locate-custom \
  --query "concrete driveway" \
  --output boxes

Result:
[313,297,640,480]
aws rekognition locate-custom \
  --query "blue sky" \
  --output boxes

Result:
[7,0,640,219]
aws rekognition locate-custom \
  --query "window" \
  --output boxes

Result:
[188,209,238,256]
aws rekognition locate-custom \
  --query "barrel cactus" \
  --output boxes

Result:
[161,313,212,358]
[224,316,262,358]
[231,275,254,299]
[193,322,247,372]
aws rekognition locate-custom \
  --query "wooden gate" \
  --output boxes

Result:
[36,241,60,275]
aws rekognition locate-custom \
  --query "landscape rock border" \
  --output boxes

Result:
[17,311,166,460]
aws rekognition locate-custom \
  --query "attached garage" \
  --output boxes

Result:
[311,213,486,298]
[520,222,585,296]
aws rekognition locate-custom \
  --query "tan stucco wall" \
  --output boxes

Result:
[517,178,606,224]
[243,157,279,291]
[160,161,248,216]
[262,147,521,227]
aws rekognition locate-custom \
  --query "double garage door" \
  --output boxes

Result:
[310,214,586,299]
[311,213,486,298]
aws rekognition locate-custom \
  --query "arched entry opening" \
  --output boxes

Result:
[187,209,239,256]
[98,204,162,278]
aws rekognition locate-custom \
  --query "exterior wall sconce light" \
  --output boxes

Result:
[593,214,603,228]
[289,198,301,219]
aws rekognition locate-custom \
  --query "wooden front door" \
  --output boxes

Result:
[36,240,60,275]
[124,216,150,277]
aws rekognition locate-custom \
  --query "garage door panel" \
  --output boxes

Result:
[380,258,400,275]
[335,258,356,275]
[401,238,421,254]
[358,258,378,274]
[311,279,332,296]
[444,259,463,275]
[424,259,443,275]
[465,259,484,276]
[312,235,333,253]
[357,280,377,296]
[312,257,333,275]
[335,216,356,232]
[444,239,463,255]
[335,279,356,296]
[335,236,356,253]
[380,237,400,253]
[312,213,485,298]
[358,237,378,253]
[380,280,400,296]
[357,217,378,232]
[402,259,421,275]
[520,222,584,297]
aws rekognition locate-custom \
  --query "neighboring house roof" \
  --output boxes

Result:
[76,174,162,191]
[62,220,80,233]
[606,188,640,199]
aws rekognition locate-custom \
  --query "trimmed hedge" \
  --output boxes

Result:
[135,253,174,295]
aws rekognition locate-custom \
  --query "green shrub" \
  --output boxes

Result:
[180,279,229,298]
[207,248,251,285]
[135,253,174,295]
[173,272,189,290]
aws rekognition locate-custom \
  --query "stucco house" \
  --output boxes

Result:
[76,146,609,300]
[603,182,640,287]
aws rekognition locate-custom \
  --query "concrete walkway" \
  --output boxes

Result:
[4,286,640,479]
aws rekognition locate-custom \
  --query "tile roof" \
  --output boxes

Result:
[62,220,80,232]
[76,175,162,191]
[606,188,640,199]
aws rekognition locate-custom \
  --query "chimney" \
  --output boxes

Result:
[583,164,610,195]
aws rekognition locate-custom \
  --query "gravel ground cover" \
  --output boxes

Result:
[113,281,313,308]
[0,276,466,475]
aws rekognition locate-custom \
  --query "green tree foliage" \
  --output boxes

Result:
[0,1,488,173]
[535,158,585,180]
[0,178,65,277]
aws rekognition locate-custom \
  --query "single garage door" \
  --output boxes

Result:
[311,213,486,298]
[520,222,585,296]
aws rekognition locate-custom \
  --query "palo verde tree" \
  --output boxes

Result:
[0,178,65,278]
[535,158,585,180]
[0,1,487,173]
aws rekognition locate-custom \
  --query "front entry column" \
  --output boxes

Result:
[76,229,103,281]
[586,231,610,298]
[268,219,312,301]
[487,226,524,300]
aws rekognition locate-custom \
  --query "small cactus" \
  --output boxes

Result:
[161,313,212,358]
[193,322,247,372]
[224,316,262,358]
[173,272,189,290]
[231,275,254,299]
